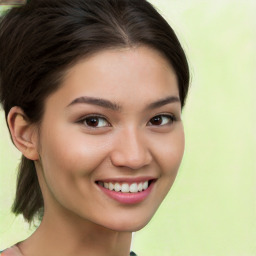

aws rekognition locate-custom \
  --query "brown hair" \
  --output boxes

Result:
[0,0,190,222]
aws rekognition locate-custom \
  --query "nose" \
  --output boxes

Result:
[110,128,152,170]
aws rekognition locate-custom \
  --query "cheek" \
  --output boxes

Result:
[37,126,113,213]
[38,124,112,198]
[41,126,110,173]
[149,126,185,207]
[152,125,185,177]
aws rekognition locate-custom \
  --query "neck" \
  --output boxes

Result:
[18,209,132,256]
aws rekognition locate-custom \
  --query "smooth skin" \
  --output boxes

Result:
[8,45,185,256]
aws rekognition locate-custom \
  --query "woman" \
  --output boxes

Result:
[0,0,189,255]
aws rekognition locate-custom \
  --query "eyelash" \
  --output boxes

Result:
[148,114,176,126]
[77,114,110,128]
[77,114,176,129]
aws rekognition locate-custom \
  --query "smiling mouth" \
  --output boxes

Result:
[96,180,155,193]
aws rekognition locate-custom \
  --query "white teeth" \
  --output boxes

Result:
[109,182,114,190]
[121,183,130,193]
[114,183,121,192]
[129,183,138,193]
[98,180,151,193]
[138,183,143,192]
[143,181,148,190]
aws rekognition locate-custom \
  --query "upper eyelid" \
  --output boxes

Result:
[77,113,176,127]
[148,113,177,120]
[148,114,176,125]
[77,114,111,127]
[77,113,176,120]
[77,114,109,121]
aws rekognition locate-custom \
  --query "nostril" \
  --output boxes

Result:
[110,152,152,170]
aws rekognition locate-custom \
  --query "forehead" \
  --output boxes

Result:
[45,46,179,110]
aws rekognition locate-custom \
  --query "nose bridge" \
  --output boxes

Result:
[110,126,152,169]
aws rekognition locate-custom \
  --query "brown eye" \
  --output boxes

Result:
[148,115,175,126]
[82,116,110,128]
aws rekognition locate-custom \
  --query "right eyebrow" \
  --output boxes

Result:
[66,96,121,111]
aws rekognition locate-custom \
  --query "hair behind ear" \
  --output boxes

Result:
[12,156,44,222]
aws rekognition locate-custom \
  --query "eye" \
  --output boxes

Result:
[79,115,110,128]
[148,114,176,126]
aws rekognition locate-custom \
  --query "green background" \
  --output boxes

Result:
[0,1,255,255]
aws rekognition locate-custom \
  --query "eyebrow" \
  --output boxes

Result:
[67,95,180,111]
[147,96,180,110]
[67,96,121,111]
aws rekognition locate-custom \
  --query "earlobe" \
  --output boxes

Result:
[7,106,39,161]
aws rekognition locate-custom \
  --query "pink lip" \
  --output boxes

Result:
[97,180,155,204]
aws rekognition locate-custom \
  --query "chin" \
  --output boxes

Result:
[101,212,154,232]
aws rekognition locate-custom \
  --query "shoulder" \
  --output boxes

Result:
[1,247,136,256]
[0,245,23,256]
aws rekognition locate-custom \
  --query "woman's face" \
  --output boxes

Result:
[36,46,185,231]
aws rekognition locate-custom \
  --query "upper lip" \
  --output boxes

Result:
[96,176,157,183]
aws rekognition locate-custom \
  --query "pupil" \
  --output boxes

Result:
[152,116,162,125]
[87,117,99,126]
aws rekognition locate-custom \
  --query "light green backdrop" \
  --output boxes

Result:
[0,1,255,255]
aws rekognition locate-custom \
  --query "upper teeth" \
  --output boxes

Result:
[98,181,149,193]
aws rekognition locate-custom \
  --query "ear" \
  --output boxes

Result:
[7,106,39,161]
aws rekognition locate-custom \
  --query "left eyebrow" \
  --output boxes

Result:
[146,96,180,110]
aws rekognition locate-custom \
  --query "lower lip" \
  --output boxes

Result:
[97,181,155,204]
